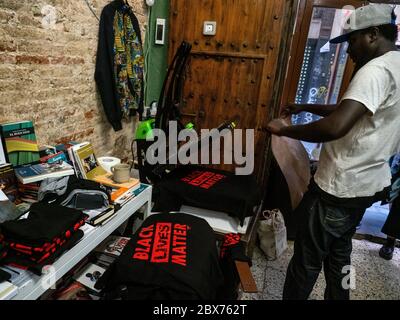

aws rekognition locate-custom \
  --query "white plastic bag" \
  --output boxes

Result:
[257,209,287,260]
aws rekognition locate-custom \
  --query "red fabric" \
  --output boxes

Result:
[220,233,241,258]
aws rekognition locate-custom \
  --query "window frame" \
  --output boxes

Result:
[280,0,366,110]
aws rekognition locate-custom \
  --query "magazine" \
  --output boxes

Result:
[73,263,105,293]
[94,235,130,257]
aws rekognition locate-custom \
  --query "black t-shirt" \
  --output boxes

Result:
[152,165,262,224]
[95,212,223,299]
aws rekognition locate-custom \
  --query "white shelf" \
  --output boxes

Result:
[11,184,152,300]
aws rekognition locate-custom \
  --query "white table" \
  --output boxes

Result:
[11,184,152,300]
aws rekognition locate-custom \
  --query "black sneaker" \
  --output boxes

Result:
[379,245,394,260]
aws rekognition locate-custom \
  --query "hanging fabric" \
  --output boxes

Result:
[95,0,144,131]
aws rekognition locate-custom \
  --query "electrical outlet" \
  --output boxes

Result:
[203,21,216,36]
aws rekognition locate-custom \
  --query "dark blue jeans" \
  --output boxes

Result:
[282,181,375,300]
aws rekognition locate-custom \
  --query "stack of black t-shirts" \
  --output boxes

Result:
[0,202,87,275]
[95,212,224,300]
[152,165,262,225]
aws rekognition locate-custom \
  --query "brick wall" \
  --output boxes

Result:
[0,0,148,162]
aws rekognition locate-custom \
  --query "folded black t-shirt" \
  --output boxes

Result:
[3,229,84,275]
[153,165,262,224]
[0,202,86,246]
[95,212,224,300]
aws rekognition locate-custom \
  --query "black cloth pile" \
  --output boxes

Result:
[217,233,252,300]
[0,202,87,275]
[41,176,111,210]
[152,165,262,225]
[95,213,224,300]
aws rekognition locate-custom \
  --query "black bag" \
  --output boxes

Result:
[41,176,111,210]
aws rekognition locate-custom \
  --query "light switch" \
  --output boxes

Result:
[155,18,165,45]
[203,21,216,36]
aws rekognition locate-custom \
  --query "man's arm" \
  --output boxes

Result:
[282,103,338,117]
[268,99,368,143]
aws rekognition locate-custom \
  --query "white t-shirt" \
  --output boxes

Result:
[314,51,400,198]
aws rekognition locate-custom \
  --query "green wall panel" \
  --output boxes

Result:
[144,0,169,107]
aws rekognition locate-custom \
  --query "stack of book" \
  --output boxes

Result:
[17,182,40,203]
[0,120,75,187]
[110,183,143,206]
[39,145,68,164]
[14,161,74,184]
[0,163,18,202]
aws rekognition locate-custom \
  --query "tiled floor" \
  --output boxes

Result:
[240,239,400,300]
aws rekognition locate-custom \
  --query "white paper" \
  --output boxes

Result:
[178,205,251,234]
[0,135,6,165]
[320,41,330,53]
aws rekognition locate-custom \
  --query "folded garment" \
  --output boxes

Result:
[0,267,11,282]
[7,220,86,261]
[95,213,224,300]
[0,202,86,247]
[217,233,251,300]
[3,229,84,275]
[153,165,262,225]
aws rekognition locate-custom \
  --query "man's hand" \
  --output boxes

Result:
[266,118,290,136]
[280,103,303,118]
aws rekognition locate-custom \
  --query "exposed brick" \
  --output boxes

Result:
[0,53,15,64]
[84,110,95,120]
[0,42,17,52]
[0,8,17,23]
[16,54,50,64]
[0,0,146,158]
[49,56,85,65]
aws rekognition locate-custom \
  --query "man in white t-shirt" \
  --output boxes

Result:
[267,4,400,300]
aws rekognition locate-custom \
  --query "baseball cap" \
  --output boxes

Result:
[329,4,396,44]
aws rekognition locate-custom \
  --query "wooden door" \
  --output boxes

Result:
[168,0,291,181]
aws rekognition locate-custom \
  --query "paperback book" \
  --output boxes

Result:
[0,133,6,166]
[93,173,139,189]
[0,121,40,167]
[14,161,75,184]
[84,206,116,226]
[0,163,18,202]
[111,184,141,206]
[72,142,107,180]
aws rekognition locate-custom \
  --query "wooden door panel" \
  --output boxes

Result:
[169,0,288,179]
[182,55,264,128]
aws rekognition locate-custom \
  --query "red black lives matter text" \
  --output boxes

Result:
[132,223,189,266]
[181,171,226,189]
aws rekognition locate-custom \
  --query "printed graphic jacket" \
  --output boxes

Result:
[95,0,144,131]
